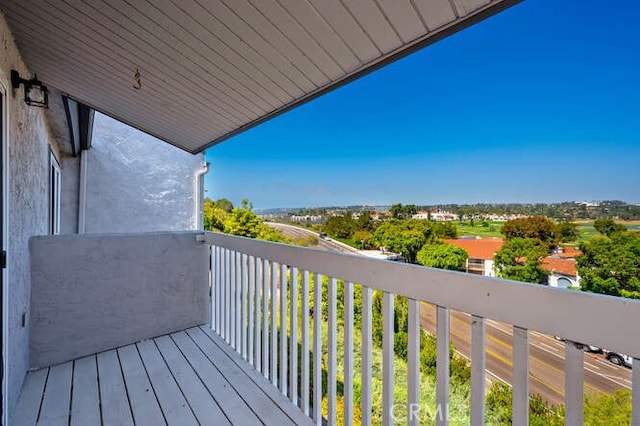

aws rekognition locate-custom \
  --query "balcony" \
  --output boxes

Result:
[14,231,640,425]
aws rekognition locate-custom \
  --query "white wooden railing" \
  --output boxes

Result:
[204,231,640,425]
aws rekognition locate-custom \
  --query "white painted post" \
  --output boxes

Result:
[361,287,373,426]
[262,258,270,379]
[436,306,450,426]
[343,281,354,426]
[313,274,323,425]
[271,262,278,386]
[241,254,248,359]
[564,341,584,425]
[301,270,311,416]
[225,249,231,343]
[280,263,288,395]
[471,315,486,426]
[328,277,338,425]
[248,255,255,365]
[407,299,420,426]
[289,267,299,405]
[236,252,242,354]
[633,357,640,426]
[382,292,394,426]
[254,257,261,371]
[210,246,216,331]
[512,326,529,426]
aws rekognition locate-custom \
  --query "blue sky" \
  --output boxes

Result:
[205,0,640,209]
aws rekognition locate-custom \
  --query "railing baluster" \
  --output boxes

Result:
[254,257,261,371]
[289,267,299,405]
[210,245,216,331]
[301,270,311,416]
[280,263,288,395]
[436,306,450,426]
[407,299,420,426]
[361,286,373,426]
[328,277,338,426]
[565,341,584,425]
[471,315,486,426]
[248,255,255,365]
[230,251,236,348]
[313,274,323,425]
[215,246,221,334]
[633,357,640,425]
[512,325,529,426]
[343,281,354,426]
[271,261,278,386]
[236,252,242,353]
[382,292,395,426]
[262,259,270,379]
[225,249,231,344]
[241,254,248,358]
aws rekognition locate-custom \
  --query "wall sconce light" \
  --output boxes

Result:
[11,70,49,108]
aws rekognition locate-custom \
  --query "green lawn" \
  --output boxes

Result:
[457,221,504,239]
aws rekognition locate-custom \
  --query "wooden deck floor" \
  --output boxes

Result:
[13,326,313,425]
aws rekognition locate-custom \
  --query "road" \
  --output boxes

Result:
[267,223,632,405]
[266,222,359,254]
[420,304,631,406]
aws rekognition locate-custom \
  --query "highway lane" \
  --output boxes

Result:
[266,222,360,254]
[266,223,632,405]
[420,304,631,406]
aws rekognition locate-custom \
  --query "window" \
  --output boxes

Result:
[49,152,61,235]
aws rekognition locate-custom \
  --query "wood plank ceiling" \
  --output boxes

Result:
[0,0,519,153]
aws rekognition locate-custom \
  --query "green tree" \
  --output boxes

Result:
[324,215,357,239]
[501,216,559,245]
[416,243,468,271]
[203,198,228,231]
[374,219,435,263]
[556,222,579,243]
[593,218,627,237]
[219,199,288,243]
[214,197,234,213]
[577,231,640,298]
[494,238,549,283]
[356,211,375,232]
[352,230,375,249]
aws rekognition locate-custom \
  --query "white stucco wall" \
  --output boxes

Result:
[484,259,496,277]
[548,273,579,289]
[1,11,63,421]
[85,113,205,233]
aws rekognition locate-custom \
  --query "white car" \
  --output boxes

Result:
[606,352,633,368]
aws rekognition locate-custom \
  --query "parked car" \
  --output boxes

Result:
[606,351,633,368]
[553,336,602,353]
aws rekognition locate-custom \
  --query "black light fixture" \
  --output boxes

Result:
[11,69,49,108]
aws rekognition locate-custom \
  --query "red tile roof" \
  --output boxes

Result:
[542,257,577,276]
[444,238,504,260]
[559,246,582,258]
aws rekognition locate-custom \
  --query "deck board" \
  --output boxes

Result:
[117,344,165,425]
[155,334,230,426]
[196,326,314,426]
[38,361,72,426]
[70,356,101,426]
[14,326,313,426]
[171,331,260,425]
[136,339,198,425]
[13,368,48,425]
[97,350,134,426]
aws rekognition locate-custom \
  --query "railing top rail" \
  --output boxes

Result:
[204,232,640,357]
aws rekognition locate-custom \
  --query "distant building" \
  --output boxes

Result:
[543,248,582,289]
[290,215,324,224]
[445,238,504,277]
[413,211,459,221]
